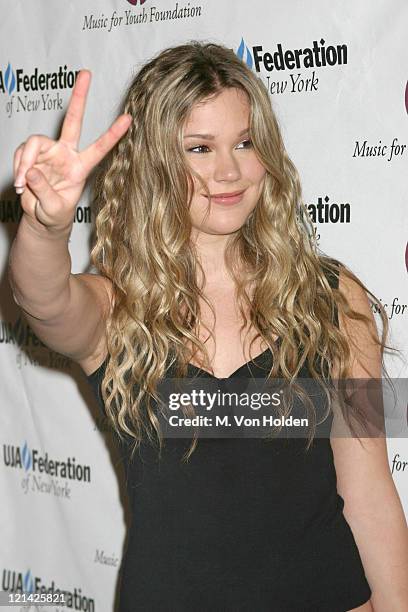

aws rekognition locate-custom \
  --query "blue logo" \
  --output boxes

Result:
[21,441,32,472]
[23,570,34,594]
[236,38,253,69]
[4,63,16,95]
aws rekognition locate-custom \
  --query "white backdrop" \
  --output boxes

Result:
[1,1,407,610]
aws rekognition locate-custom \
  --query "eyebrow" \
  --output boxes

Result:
[183,127,250,140]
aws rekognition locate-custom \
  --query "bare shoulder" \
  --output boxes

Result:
[336,265,381,377]
[337,265,373,314]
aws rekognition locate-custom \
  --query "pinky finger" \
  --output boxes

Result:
[14,134,54,193]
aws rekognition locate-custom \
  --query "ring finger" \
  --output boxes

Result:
[13,143,25,192]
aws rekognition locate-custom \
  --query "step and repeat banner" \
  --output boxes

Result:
[1,1,407,610]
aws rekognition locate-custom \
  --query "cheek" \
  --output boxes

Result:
[185,161,210,193]
[243,153,266,184]
[188,178,207,210]
[251,160,267,183]
[250,167,266,207]
[185,172,202,201]
[191,173,210,198]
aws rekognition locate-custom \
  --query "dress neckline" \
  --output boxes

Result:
[186,335,282,381]
[87,337,282,381]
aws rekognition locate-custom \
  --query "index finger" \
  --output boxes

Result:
[59,70,92,148]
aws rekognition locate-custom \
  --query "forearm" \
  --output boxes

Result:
[8,213,73,320]
[344,478,408,611]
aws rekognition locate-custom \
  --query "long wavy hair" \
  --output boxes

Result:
[90,40,396,462]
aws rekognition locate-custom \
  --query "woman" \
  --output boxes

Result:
[8,41,408,611]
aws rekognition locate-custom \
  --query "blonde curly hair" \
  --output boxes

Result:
[89,40,395,462]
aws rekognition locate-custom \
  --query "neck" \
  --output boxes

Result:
[190,229,234,283]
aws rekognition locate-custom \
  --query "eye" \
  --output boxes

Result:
[186,139,253,154]
[186,144,211,154]
[236,139,253,149]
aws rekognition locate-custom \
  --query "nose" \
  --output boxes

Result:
[213,149,241,182]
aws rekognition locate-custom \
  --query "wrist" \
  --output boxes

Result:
[20,211,73,241]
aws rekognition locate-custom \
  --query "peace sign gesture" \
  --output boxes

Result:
[13,70,132,233]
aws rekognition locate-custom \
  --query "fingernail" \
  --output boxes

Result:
[15,186,25,194]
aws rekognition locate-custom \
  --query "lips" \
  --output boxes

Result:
[209,190,245,198]
[202,189,247,205]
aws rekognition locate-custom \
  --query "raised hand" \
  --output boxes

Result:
[13,70,132,233]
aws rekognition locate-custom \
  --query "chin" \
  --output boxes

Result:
[190,203,255,233]
[203,219,248,235]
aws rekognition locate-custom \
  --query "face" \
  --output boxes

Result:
[182,87,266,238]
